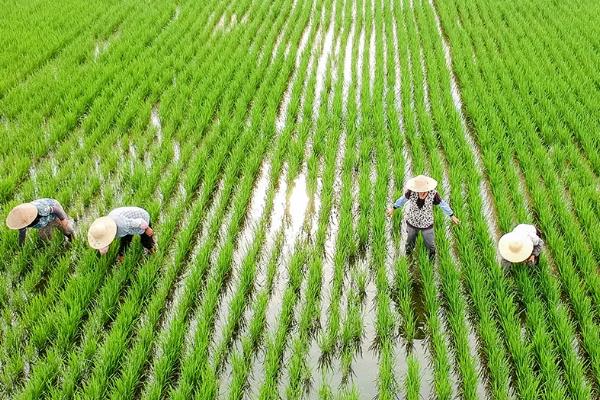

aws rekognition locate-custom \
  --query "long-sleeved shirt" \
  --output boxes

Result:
[513,224,544,257]
[393,190,454,215]
[108,207,151,237]
[18,198,68,244]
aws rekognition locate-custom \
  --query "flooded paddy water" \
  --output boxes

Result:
[3,0,596,399]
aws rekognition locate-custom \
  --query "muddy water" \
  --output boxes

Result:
[406,262,434,398]
[234,160,270,266]
[266,167,288,253]
[214,13,240,34]
[349,266,379,399]
[287,173,310,246]
[263,168,289,330]
[321,141,345,330]
[211,160,275,367]
[150,105,163,144]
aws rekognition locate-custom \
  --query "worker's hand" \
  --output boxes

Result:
[451,216,460,225]
[527,255,535,264]
[98,246,109,255]
[145,227,154,237]
[386,208,394,217]
[117,255,125,264]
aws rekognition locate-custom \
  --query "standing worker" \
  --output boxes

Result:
[87,206,155,262]
[499,224,544,266]
[387,175,460,259]
[6,198,74,246]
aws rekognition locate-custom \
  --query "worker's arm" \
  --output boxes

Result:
[434,193,460,224]
[132,218,153,236]
[18,228,27,246]
[531,237,544,257]
[393,195,408,209]
[50,202,68,221]
[394,190,412,209]
[138,219,149,230]
[387,191,410,217]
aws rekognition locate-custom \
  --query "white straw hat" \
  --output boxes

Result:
[6,203,38,229]
[498,231,534,263]
[406,175,438,192]
[87,216,117,249]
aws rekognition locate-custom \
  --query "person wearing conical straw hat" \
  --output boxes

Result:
[387,175,460,259]
[499,224,544,266]
[6,198,74,246]
[88,206,155,262]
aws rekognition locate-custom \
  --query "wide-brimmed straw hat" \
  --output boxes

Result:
[498,231,533,263]
[406,175,438,192]
[6,203,38,229]
[87,216,117,249]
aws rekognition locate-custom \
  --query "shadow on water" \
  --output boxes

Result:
[401,257,433,400]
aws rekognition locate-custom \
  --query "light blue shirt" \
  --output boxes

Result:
[108,207,150,237]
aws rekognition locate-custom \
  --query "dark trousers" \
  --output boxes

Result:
[118,225,155,256]
[406,224,436,259]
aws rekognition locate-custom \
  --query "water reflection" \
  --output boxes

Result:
[287,173,309,241]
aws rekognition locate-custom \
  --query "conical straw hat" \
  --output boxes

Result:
[406,175,438,192]
[6,203,38,229]
[498,231,534,263]
[87,216,117,249]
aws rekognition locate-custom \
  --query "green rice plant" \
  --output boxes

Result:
[5,4,237,396]
[227,234,284,399]
[0,1,177,202]
[432,0,600,396]
[513,265,567,400]
[4,0,278,396]
[0,1,206,325]
[156,4,321,398]
[3,0,600,398]
[405,354,421,400]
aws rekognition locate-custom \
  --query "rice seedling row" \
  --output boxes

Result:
[3,0,599,398]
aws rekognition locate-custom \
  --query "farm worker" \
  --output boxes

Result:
[5,198,74,246]
[499,224,544,266]
[87,206,155,262]
[387,175,459,259]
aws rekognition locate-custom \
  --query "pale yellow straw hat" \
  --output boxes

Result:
[498,231,534,263]
[406,175,438,192]
[6,203,38,229]
[87,216,117,249]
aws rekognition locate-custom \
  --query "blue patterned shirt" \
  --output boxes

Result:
[18,198,68,245]
[30,198,66,228]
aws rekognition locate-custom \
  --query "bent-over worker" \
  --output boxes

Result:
[499,224,544,266]
[387,175,460,259]
[87,206,155,262]
[6,198,74,246]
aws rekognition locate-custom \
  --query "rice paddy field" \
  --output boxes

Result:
[1,0,600,398]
